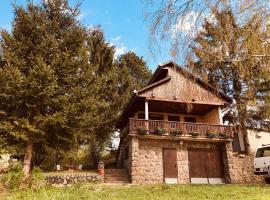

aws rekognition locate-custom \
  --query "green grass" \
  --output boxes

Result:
[3,184,270,200]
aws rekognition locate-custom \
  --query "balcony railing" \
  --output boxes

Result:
[129,118,234,138]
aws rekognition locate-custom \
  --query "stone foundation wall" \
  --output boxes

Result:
[224,143,265,184]
[127,136,264,184]
[130,137,222,184]
[45,173,104,185]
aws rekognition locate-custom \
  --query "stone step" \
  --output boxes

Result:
[105,178,130,182]
[104,180,130,184]
[105,169,127,174]
[104,168,130,183]
[105,174,128,178]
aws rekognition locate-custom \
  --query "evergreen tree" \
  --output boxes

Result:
[189,9,270,153]
[116,51,152,107]
[0,0,88,177]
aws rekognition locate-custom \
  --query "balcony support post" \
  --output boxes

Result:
[145,100,149,133]
[218,106,223,125]
[145,100,149,120]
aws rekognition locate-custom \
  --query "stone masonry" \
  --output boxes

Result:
[224,142,265,184]
[120,136,265,184]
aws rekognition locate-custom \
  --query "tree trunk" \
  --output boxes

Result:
[240,120,251,155]
[23,139,33,179]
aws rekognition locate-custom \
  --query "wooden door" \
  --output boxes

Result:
[188,148,225,184]
[163,148,178,183]
[188,148,208,179]
[206,149,225,179]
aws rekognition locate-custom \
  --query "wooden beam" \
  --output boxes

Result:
[129,134,232,143]
[142,97,225,106]
[138,76,171,94]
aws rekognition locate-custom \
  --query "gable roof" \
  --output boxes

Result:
[141,61,232,103]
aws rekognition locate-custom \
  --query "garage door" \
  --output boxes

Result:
[188,148,225,184]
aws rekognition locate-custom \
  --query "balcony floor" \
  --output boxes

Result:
[129,133,232,143]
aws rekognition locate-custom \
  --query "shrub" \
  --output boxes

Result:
[136,127,148,134]
[155,127,166,135]
[171,128,182,136]
[1,164,46,191]
[1,162,23,191]
[29,167,45,190]
[219,133,229,139]
[206,130,217,138]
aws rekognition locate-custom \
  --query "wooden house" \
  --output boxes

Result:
[115,61,262,184]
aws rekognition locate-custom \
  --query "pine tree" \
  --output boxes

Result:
[190,9,270,153]
[116,51,152,98]
[0,0,88,177]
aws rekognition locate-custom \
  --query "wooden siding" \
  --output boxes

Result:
[139,67,226,105]
[135,110,221,125]
[203,108,220,124]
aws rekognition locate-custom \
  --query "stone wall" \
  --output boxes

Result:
[224,142,265,184]
[45,173,103,185]
[126,136,264,184]
[130,137,222,184]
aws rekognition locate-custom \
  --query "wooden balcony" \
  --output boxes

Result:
[129,118,234,139]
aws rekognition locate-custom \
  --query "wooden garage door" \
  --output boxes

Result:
[188,148,225,184]
[163,148,178,183]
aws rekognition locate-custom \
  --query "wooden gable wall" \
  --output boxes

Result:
[138,66,227,105]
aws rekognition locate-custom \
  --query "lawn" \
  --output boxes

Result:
[2,184,270,200]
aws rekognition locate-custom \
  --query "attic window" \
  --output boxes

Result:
[149,69,168,84]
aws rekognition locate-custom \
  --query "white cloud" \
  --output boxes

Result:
[171,11,215,39]
[115,46,127,58]
[111,36,121,42]
[171,11,199,38]
[110,36,127,59]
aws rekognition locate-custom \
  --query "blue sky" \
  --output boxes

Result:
[0,0,173,71]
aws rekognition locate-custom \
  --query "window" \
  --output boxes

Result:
[124,146,129,160]
[168,115,180,122]
[149,114,163,120]
[184,117,196,123]
[256,147,270,157]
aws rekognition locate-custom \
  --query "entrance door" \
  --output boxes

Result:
[188,148,225,184]
[163,148,178,184]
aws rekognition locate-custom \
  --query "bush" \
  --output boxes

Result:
[171,128,182,136]
[206,130,217,138]
[136,127,148,134]
[155,128,166,135]
[1,162,23,191]
[1,164,45,191]
[219,133,229,139]
[29,167,45,190]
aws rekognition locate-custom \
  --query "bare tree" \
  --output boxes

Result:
[144,0,270,64]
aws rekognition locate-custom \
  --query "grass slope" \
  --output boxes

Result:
[3,184,270,200]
